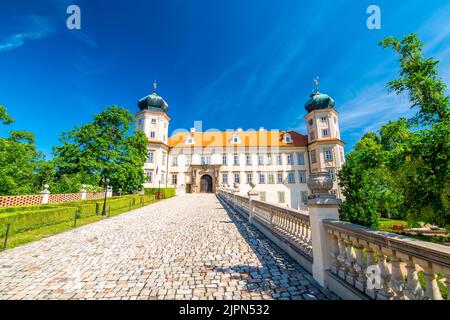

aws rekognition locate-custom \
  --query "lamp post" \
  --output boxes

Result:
[102,176,110,217]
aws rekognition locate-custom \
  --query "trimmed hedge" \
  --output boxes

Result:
[144,188,176,198]
[0,194,157,238]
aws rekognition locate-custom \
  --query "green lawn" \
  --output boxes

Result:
[1,194,169,251]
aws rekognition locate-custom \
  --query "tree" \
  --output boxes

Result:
[339,34,450,229]
[53,106,148,194]
[0,106,44,195]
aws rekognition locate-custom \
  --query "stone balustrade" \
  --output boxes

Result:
[216,173,449,300]
[324,220,450,300]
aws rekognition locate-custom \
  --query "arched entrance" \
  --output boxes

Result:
[200,175,213,193]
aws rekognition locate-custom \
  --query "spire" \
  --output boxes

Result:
[314,76,319,92]
[153,80,157,94]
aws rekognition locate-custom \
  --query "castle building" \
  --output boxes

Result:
[136,80,345,208]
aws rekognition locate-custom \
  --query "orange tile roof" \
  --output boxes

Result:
[168,130,308,148]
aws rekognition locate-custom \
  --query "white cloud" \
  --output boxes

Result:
[0,16,55,52]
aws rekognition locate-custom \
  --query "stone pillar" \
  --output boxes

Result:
[41,184,50,204]
[107,186,113,198]
[80,184,87,200]
[307,171,341,288]
[233,183,240,210]
[247,182,259,224]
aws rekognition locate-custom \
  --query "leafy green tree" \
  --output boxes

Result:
[340,34,450,229]
[380,34,450,227]
[53,106,148,194]
[0,106,44,195]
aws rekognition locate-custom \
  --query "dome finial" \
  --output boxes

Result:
[314,76,319,92]
[153,80,157,93]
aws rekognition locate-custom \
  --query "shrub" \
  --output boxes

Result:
[144,188,176,198]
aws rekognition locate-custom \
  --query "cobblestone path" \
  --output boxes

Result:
[0,194,337,300]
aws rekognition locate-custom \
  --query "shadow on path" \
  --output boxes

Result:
[213,195,338,300]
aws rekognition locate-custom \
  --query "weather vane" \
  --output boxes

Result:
[314,76,319,91]
[153,80,157,93]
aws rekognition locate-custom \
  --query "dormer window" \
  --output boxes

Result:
[185,135,194,144]
[283,133,292,143]
[232,134,240,144]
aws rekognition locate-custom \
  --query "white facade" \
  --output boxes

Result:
[137,84,345,208]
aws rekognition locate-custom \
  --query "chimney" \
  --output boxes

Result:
[190,128,195,133]
[259,127,265,131]
[237,128,243,132]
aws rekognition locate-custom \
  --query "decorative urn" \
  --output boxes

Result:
[307,172,334,199]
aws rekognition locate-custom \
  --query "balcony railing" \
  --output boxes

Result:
[217,187,450,300]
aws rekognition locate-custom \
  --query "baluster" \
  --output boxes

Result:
[404,257,423,300]
[422,262,442,300]
[306,224,313,254]
[389,250,406,299]
[354,242,367,292]
[375,248,395,300]
[337,235,347,280]
[345,240,358,286]
[329,233,340,275]
[365,247,377,299]
[444,269,450,301]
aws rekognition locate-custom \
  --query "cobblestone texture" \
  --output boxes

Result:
[0,194,338,300]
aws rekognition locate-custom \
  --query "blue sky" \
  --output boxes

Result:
[1,0,450,157]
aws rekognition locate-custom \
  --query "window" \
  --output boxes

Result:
[328,169,335,181]
[145,171,153,183]
[287,154,294,165]
[163,134,166,141]
[246,155,252,166]
[138,119,143,125]
[276,154,282,165]
[201,156,211,165]
[268,173,275,184]
[324,149,333,162]
[164,123,167,128]
[277,173,284,184]
[259,173,265,184]
[222,173,228,185]
[161,172,165,183]
[277,191,285,203]
[162,153,166,165]
[186,136,194,144]
[171,174,177,185]
[334,117,337,124]
[301,191,308,204]
[260,191,266,202]
[171,156,178,166]
[311,150,317,164]
[309,131,315,141]
[297,153,305,165]
[150,131,156,139]
[340,149,345,162]
[185,155,192,166]
[288,172,295,184]
[267,154,273,165]
[147,151,154,163]
[232,134,240,143]
[233,154,239,165]
[151,118,157,124]
[322,128,329,137]
[246,173,253,184]
[222,155,228,165]
[258,155,265,166]
[299,171,306,183]
[321,116,327,123]
[234,173,240,184]
[283,133,292,143]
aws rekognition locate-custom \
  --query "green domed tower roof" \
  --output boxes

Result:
[304,77,335,113]
[138,81,169,113]
[304,91,335,113]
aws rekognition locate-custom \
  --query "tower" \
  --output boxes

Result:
[304,78,345,198]
[136,81,171,188]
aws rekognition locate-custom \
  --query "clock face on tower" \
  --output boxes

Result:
[308,118,314,126]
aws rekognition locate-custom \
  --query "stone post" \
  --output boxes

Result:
[247,182,259,224]
[80,184,87,200]
[307,171,341,288]
[41,184,50,204]
[107,186,113,198]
